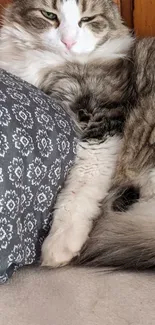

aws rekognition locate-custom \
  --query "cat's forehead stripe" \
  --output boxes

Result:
[52,0,58,10]
[81,0,87,13]
[49,0,93,14]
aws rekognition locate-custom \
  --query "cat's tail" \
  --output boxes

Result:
[74,191,155,270]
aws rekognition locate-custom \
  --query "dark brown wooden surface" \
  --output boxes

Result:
[114,0,121,9]
[134,0,155,36]
[120,0,134,28]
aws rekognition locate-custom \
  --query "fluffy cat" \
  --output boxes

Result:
[1,0,155,270]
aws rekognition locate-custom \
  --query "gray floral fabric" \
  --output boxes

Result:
[0,69,77,283]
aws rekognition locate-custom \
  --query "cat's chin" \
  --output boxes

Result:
[69,46,94,57]
[58,46,93,60]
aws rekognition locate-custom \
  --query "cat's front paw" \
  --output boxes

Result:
[41,225,86,268]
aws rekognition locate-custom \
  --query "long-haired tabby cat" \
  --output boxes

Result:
[1,0,155,270]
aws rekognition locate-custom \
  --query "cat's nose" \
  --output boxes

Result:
[61,39,76,50]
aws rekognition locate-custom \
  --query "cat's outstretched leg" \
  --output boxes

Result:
[41,137,120,267]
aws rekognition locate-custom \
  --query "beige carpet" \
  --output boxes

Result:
[0,267,155,325]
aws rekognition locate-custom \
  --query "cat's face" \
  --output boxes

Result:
[6,0,125,55]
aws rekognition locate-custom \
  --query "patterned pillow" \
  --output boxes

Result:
[0,69,77,283]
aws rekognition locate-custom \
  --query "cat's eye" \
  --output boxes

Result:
[41,10,58,21]
[80,16,94,23]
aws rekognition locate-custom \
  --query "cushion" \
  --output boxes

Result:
[0,69,77,283]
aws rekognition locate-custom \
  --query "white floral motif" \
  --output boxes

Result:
[21,186,33,213]
[1,75,15,88]
[0,274,9,284]
[42,212,53,232]
[13,128,34,156]
[46,98,66,116]
[8,244,24,264]
[8,157,24,188]
[34,185,53,212]
[16,218,23,239]
[73,137,78,155]
[55,113,71,135]
[0,168,3,183]
[0,190,20,218]
[12,104,34,129]
[24,238,36,264]
[64,160,74,178]
[35,107,55,131]
[6,88,30,106]
[48,159,61,186]
[23,82,43,94]
[0,91,7,102]
[27,157,47,186]
[0,72,22,90]
[2,72,22,88]
[0,131,9,157]
[29,92,49,110]
[24,213,38,237]
[36,129,53,157]
[0,105,11,126]
[56,133,70,159]
[0,217,13,251]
